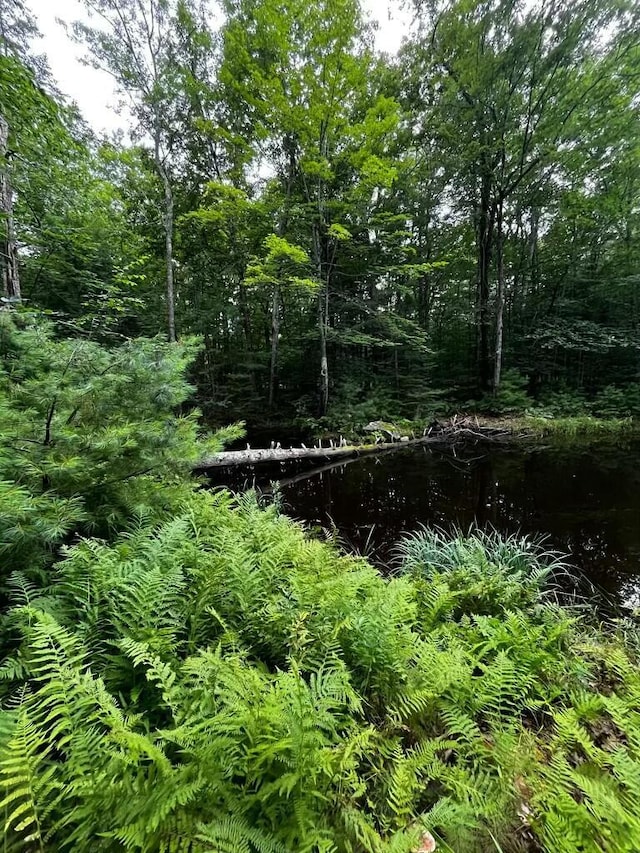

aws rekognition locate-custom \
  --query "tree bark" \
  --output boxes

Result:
[162,169,176,342]
[313,226,329,417]
[475,166,494,393]
[493,199,505,393]
[154,133,176,343]
[314,220,329,416]
[319,289,329,414]
[268,284,280,409]
[315,123,329,416]
[268,136,297,408]
[0,115,20,302]
[197,421,514,469]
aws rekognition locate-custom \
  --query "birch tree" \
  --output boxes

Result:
[73,0,187,341]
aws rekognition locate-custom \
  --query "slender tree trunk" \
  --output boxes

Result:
[313,221,329,416]
[268,284,280,409]
[154,133,176,342]
[204,332,216,399]
[315,125,329,416]
[319,282,329,414]
[0,115,20,302]
[162,171,176,342]
[318,286,329,416]
[394,346,400,393]
[475,167,494,393]
[493,200,505,394]
[268,137,297,409]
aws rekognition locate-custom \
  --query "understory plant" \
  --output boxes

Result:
[396,526,577,615]
[2,495,640,852]
[0,311,241,576]
[2,315,640,853]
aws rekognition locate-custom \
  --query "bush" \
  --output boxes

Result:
[591,384,640,419]
[473,369,531,416]
[0,312,241,574]
[533,386,590,418]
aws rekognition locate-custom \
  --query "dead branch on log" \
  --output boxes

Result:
[196,419,514,470]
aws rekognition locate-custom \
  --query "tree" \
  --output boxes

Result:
[0,111,19,301]
[0,311,239,572]
[405,0,640,393]
[221,0,404,414]
[0,0,42,303]
[72,0,203,342]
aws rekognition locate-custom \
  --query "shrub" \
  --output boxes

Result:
[0,312,241,574]
[591,384,640,419]
[473,369,531,416]
[533,386,590,418]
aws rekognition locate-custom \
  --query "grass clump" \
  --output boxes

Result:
[521,415,635,439]
[397,526,574,616]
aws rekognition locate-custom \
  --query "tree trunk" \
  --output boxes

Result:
[475,168,494,393]
[268,136,296,409]
[154,134,176,343]
[0,115,20,302]
[314,221,329,416]
[162,171,176,342]
[319,287,329,415]
[493,200,505,394]
[315,124,329,416]
[268,284,280,409]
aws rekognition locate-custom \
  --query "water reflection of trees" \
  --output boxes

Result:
[206,443,640,608]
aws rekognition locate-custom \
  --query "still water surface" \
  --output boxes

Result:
[208,439,640,609]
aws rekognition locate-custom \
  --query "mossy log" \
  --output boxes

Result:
[197,419,512,469]
[198,439,410,469]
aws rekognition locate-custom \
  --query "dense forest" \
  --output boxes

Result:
[3,2,640,852]
[2,0,640,429]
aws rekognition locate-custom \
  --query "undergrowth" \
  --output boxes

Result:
[2,314,640,853]
[520,415,635,438]
[2,496,640,852]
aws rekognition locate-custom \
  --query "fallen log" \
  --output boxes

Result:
[198,439,410,469]
[197,422,514,470]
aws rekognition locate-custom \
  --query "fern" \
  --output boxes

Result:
[0,707,61,852]
[5,498,640,852]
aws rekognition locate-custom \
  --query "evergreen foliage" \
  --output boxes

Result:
[0,312,240,575]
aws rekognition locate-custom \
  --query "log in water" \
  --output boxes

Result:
[197,421,513,469]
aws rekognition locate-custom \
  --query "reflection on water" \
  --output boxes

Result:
[207,440,640,609]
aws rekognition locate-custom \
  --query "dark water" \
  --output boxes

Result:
[207,439,640,610]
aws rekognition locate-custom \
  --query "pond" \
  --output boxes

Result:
[207,438,640,610]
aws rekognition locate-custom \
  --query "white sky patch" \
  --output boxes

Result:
[30,0,412,136]
[30,0,126,135]
[363,0,411,54]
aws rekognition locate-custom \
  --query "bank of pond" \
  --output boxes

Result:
[207,431,640,612]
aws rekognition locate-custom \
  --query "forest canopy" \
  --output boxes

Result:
[1,0,639,428]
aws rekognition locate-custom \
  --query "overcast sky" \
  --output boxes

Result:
[29,0,410,137]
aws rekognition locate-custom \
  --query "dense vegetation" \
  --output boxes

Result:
[2,313,640,853]
[1,0,639,429]
[2,3,640,851]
